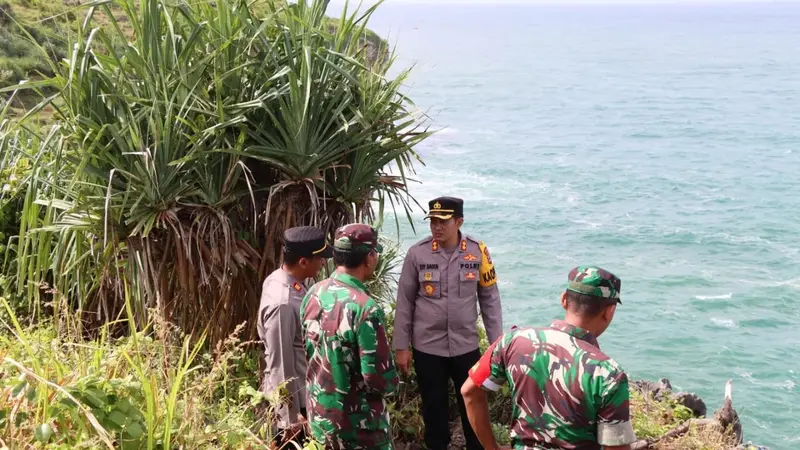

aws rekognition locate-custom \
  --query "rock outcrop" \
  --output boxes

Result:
[631,378,766,450]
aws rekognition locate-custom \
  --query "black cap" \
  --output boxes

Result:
[424,196,464,220]
[283,226,333,258]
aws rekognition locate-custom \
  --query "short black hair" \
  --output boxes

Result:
[284,250,303,266]
[565,290,617,317]
[333,249,370,269]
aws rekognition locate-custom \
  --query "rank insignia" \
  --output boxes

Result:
[460,240,467,252]
[424,284,435,296]
[463,253,478,262]
[432,241,439,252]
[292,282,303,293]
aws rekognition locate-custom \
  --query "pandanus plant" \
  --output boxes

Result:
[2,0,430,344]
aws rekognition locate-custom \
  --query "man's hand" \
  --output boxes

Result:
[395,349,411,375]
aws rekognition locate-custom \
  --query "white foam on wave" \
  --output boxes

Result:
[743,276,800,291]
[695,293,733,300]
[711,317,738,329]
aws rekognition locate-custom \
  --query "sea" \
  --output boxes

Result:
[334,1,800,447]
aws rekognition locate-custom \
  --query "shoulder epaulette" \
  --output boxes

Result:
[463,234,482,245]
[413,235,433,247]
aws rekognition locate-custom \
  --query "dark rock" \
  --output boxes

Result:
[715,380,743,445]
[671,392,707,418]
[631,377,673,401]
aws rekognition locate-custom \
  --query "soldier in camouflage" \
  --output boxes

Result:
[300,223,399,449]
[461,266,637,450]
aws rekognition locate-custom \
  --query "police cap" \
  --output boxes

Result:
[424,196,464,221]
[283,226,333,258]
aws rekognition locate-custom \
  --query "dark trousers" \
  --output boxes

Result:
[273,408,307,449]
[413,348,483,450]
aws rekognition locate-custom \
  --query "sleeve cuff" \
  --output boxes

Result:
[597,421,637,446]
[392,336,409,350]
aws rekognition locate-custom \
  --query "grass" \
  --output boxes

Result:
[0,294,283,449]
[630,388,740,450]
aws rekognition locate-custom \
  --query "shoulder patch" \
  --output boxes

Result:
[478,241,497,288]
[292,282,303,293]
[463,234,482,245]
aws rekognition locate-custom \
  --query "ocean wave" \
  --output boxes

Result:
[711,317,738,329]
[695,293,733,300]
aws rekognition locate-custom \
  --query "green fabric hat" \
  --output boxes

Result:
[566,265,622,303]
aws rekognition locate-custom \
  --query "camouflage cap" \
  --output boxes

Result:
[333,223,383,253]
[566,265,622,304]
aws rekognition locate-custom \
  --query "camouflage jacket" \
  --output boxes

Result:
[468,320,637,450]
[300,271,399,449]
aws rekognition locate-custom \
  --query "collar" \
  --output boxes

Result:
[280,267,306,294]
[431,232,467,253]
[549,319,600,348]
[331,270,368,292]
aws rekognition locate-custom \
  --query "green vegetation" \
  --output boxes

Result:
[2,0,426,345]
[1,299,271,449]
[631,389,696,439]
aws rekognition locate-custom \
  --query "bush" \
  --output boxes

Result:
[0,297,279,449]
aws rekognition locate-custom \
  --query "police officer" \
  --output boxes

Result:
[461,266,637,450]
[257,226,332,447]
[393,196,503,450]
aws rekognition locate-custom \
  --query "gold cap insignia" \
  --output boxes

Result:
[433,202,442,210]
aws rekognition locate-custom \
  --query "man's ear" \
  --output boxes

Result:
[603,303,617,322]
[456,217,464,228]
[561,291,569,311]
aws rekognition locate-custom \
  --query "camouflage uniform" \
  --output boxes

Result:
[468,266,637,450]
[301,224,399,449]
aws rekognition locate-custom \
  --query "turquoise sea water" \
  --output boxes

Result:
[353,1,800,448]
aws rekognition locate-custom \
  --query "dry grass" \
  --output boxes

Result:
[654,421,739,450]
[630,389,740,450]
